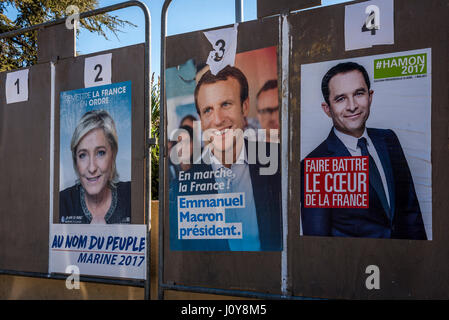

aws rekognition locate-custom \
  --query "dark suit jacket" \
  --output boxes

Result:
[169,139,283,251]
[300,128,427,240]
[60,181,131,224]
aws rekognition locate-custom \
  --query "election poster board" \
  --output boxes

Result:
[0,63,52,273]
[167,40,283,251]
[49,81,146,279]
[300,48,432,240]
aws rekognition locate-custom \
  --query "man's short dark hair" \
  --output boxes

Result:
[178,125,194,140]
[321,62,371,106]
[256,79,278,107]
[170,125,194,143]
[180,114,197,127]
[194,65,249,115]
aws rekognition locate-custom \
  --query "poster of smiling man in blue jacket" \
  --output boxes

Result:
[300,49,432,240]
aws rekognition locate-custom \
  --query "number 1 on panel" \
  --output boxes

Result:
[6,69,29,104]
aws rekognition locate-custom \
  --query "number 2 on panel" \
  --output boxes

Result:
[94,64,103,82]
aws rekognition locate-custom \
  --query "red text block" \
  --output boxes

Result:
[303,156,369,208]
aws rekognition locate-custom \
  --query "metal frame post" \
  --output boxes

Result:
[235,0,244,23]
[158,0,172,301]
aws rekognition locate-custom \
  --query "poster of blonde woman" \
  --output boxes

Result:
[59,81,132,224]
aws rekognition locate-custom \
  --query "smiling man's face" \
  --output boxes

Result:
[197,76,248,155]
[322,70,373,138]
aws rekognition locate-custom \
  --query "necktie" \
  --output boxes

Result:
[357,137,390,218]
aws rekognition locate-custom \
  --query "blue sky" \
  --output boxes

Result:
[77,0,259,78]
[5,0,351,76]
[77,0,350,77]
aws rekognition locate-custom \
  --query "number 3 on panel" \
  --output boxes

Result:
[84,53,112,88]
[213,39,226,62]
[6,69,29,104]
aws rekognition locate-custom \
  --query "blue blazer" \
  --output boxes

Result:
[169,139,283,251]
[301,128,427,240]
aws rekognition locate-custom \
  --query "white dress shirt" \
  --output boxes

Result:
[208,144,261,251]
[333,127,390,206]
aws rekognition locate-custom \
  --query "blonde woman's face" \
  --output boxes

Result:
[75,128,113,197]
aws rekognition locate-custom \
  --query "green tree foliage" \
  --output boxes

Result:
[0,0,134,71]
[150,73,160,200]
